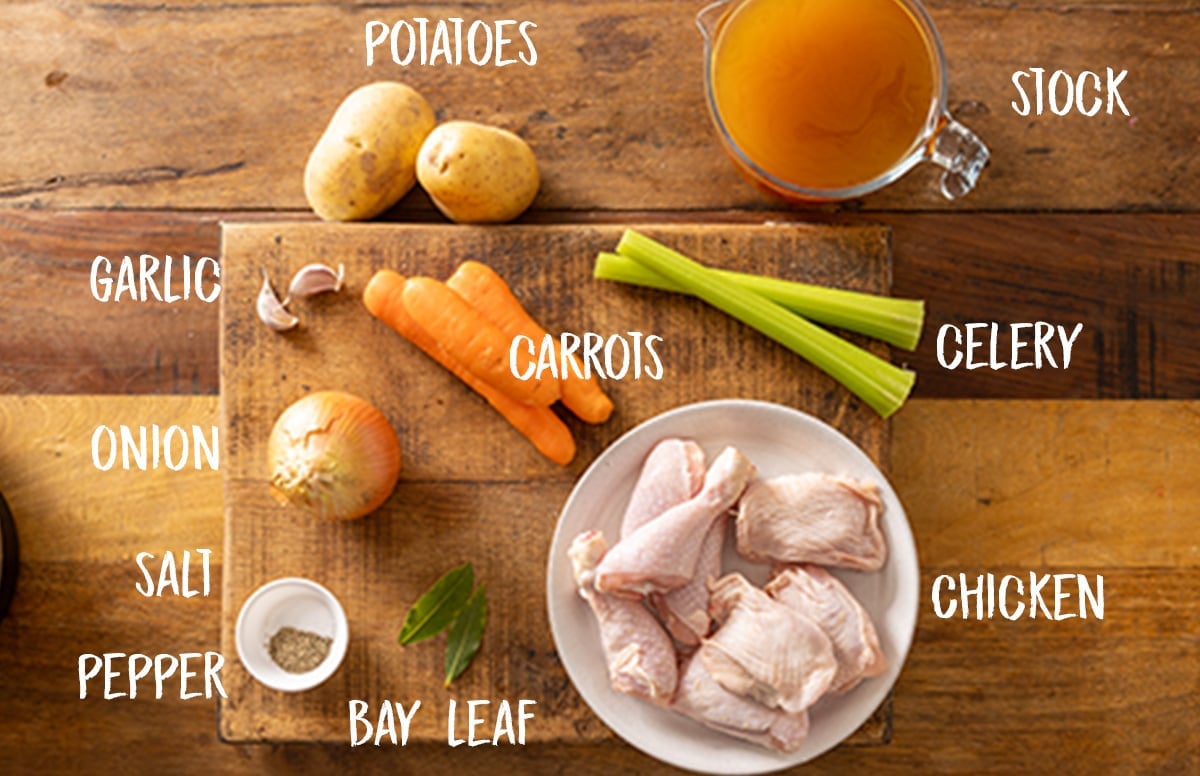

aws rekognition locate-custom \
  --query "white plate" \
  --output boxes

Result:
[546,399,919,774]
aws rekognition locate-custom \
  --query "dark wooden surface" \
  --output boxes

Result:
[0,0,1197,772]
[0,1,1196,211]
[3,210,1197,398]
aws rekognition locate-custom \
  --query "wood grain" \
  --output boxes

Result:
[2,396,1192,566]
[4,210,1199,399]
[1,563,1193,774]
[218,221,892,480]
[0,3,1195,211]
[890,213,1200,399]
[1,0,1195,767]
[217,222,892,742]
[0,210,223,394]
[0,395,220,562]
[1,396,1196,772]
[895,400,1200,567]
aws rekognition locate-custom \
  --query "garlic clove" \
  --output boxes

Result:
[287,262,345,299]
[258,268,299,332]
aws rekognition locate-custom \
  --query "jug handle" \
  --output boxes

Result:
[928,113,990,199]
[696,0,732,44]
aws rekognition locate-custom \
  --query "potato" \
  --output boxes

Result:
[416,121,540,224]
[304,82,435,221]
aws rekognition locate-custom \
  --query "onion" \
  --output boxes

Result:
[268,390,402,521]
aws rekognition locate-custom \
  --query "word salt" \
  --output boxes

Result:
[135,549,212,598]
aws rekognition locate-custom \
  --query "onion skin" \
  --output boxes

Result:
[268,390,402,521]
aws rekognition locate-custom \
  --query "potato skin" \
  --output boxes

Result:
[304,82,435,222]
[416,121,540,224]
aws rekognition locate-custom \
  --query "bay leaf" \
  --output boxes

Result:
[444,584,487,686]
[398,562,473,645]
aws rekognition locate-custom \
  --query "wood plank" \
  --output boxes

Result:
[218,221,891,481]
[0,564,1193,774]
[0,397,1196,770]
[893,400,1200,567]
[0,395,220,562]
[2,395,1194,578]
[889,213,1200,399]
[35,0,1197,7]
[0,210,222,394]
[4,210,1199,399]
[217,222,892,742]
[0,3,1194,211]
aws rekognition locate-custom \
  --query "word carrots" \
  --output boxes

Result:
[447,261,613,424]
[364,262,614,465]
[401,276,560,408]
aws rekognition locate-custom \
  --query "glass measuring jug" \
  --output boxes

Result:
[698,0,989,201]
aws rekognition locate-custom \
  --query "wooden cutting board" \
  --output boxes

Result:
[218,222,893,744]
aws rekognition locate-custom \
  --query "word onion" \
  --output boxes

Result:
[268,391,402,521]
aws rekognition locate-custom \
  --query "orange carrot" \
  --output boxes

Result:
[364,270,575,466]
[399,276,560,408]
[447,261,614,424]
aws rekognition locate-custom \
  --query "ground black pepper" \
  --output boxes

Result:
[268,626,332,673]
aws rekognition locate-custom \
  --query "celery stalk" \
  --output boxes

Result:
[613,229,916,418]
[594,251,924,350]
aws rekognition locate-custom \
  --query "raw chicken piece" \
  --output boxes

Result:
[620,438,706,539]
[672,653,810,753]
[736,473,887,571]
[569,530,678,705]
[766,565,888,694]
[652,513,727,646]
[702,573,836,714]
[596,447,754,597]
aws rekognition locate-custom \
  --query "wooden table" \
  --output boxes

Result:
[1,0,1198,773]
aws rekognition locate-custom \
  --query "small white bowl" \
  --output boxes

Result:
[235,577,349,692]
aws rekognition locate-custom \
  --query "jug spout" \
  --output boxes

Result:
[696,0,733,44]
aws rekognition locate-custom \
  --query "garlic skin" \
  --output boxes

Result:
[287,263,345,299]
[257,268,299,331]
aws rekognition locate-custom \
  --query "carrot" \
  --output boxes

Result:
[399,276,560,408]
[447,261,614,424]
[364,270,576,466]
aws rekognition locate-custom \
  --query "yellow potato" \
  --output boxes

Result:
[304,82,435,221]
[416,121,540,224]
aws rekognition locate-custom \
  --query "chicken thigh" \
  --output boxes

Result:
[569,531,678,705]
[702,573,837,714]
[737,473,886,571]
[766,565,887,694]
[672,653,810,753]
[620,438,706,539]
[596,447,754,597]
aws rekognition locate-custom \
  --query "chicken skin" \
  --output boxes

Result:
[766,565,888,694]
[569,530,678,705]
[702,573,837,714]
[620,438,706,539]
[567,441,893,755]
[737,473,887,571]
[596,447,754,597]
[653,513,727,646]
[672,653,810,753]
